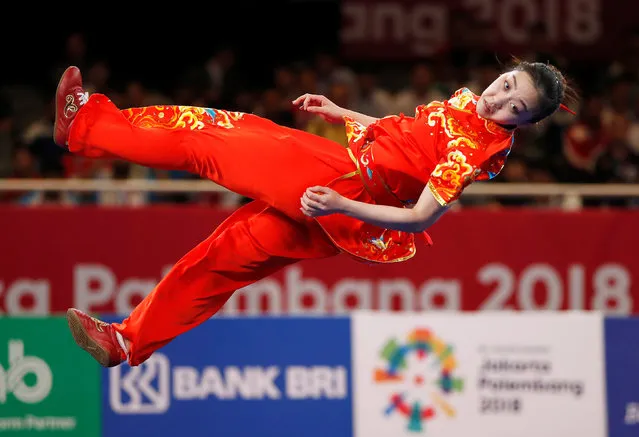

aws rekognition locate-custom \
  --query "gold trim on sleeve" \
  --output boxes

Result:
[427,180,448,206]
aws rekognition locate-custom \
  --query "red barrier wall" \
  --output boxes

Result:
[1,206,636,315]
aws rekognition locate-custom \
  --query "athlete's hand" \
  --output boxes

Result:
[300,186,349,217]
[292,94,345,123]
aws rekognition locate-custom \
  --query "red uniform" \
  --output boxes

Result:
[67,87,513,365]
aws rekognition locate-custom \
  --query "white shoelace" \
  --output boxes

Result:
[78,91,89,105]
[115,330,129,358]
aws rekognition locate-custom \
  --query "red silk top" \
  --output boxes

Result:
[316,87,514,264]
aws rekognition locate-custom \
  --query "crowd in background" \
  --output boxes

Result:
[2,29,639,208]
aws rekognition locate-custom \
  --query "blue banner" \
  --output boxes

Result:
[605,317,639,437]
[101,317,352,437]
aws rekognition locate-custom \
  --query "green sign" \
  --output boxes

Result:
[0,317,100,436]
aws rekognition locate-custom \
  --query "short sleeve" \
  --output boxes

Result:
[427,146,485,206]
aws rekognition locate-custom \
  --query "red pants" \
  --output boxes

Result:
[68,95,352,365]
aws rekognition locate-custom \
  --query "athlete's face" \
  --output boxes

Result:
[477,70,539,127]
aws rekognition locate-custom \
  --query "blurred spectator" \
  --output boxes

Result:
[313,52,357,97]
[595,139,639,207]
[253,88,295,127]
[466,54,501,96]
[608,26,639,85]
[353,70,395,118]
[22,97,67,177]
[601,75,634,131]
[0,147,39,203]
[94,160,149,207]
[493,158,536,207]
[49,33,89,92]
[84,59,119,100]
[304,82,351,148]
[273,65,301,105]
[294,67,320,129]
[122,80,171,107]
[626,95,639,154]
[596,140,639,185]
[202,47,247,109]
[559,94,610,182]
[20,169,79,206]
[394,63,448,115]
[10,147,38,178]
[3,25,639,210]
[0,94,15,178]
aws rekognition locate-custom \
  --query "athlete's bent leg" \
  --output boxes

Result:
[66,201,338,367]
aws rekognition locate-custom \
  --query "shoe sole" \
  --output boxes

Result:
[66,308,111,367]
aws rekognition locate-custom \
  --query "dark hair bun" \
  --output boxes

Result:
[514,60,577,123]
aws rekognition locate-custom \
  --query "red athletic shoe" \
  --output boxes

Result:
[66,308,126,367]
[53,66,88,147]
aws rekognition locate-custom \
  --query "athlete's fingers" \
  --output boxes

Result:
[306,191,326,204]
[302,193,324,210]
[292,94,308,106]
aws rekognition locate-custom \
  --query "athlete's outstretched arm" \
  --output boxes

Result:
[293,93,379,127]
[301,185,449,233]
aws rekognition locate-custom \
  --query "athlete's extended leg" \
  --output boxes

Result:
[53,66,355,217]
[66,200,339,367]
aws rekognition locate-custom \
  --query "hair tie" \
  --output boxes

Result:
[560,103,576,115]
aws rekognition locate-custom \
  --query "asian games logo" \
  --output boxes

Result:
[374,328,464,433]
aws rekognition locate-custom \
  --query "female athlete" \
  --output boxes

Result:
[58,60,575,367]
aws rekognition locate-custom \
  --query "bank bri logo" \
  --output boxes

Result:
[374,328,464,433]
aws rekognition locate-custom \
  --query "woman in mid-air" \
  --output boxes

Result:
[58,59,576,368]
